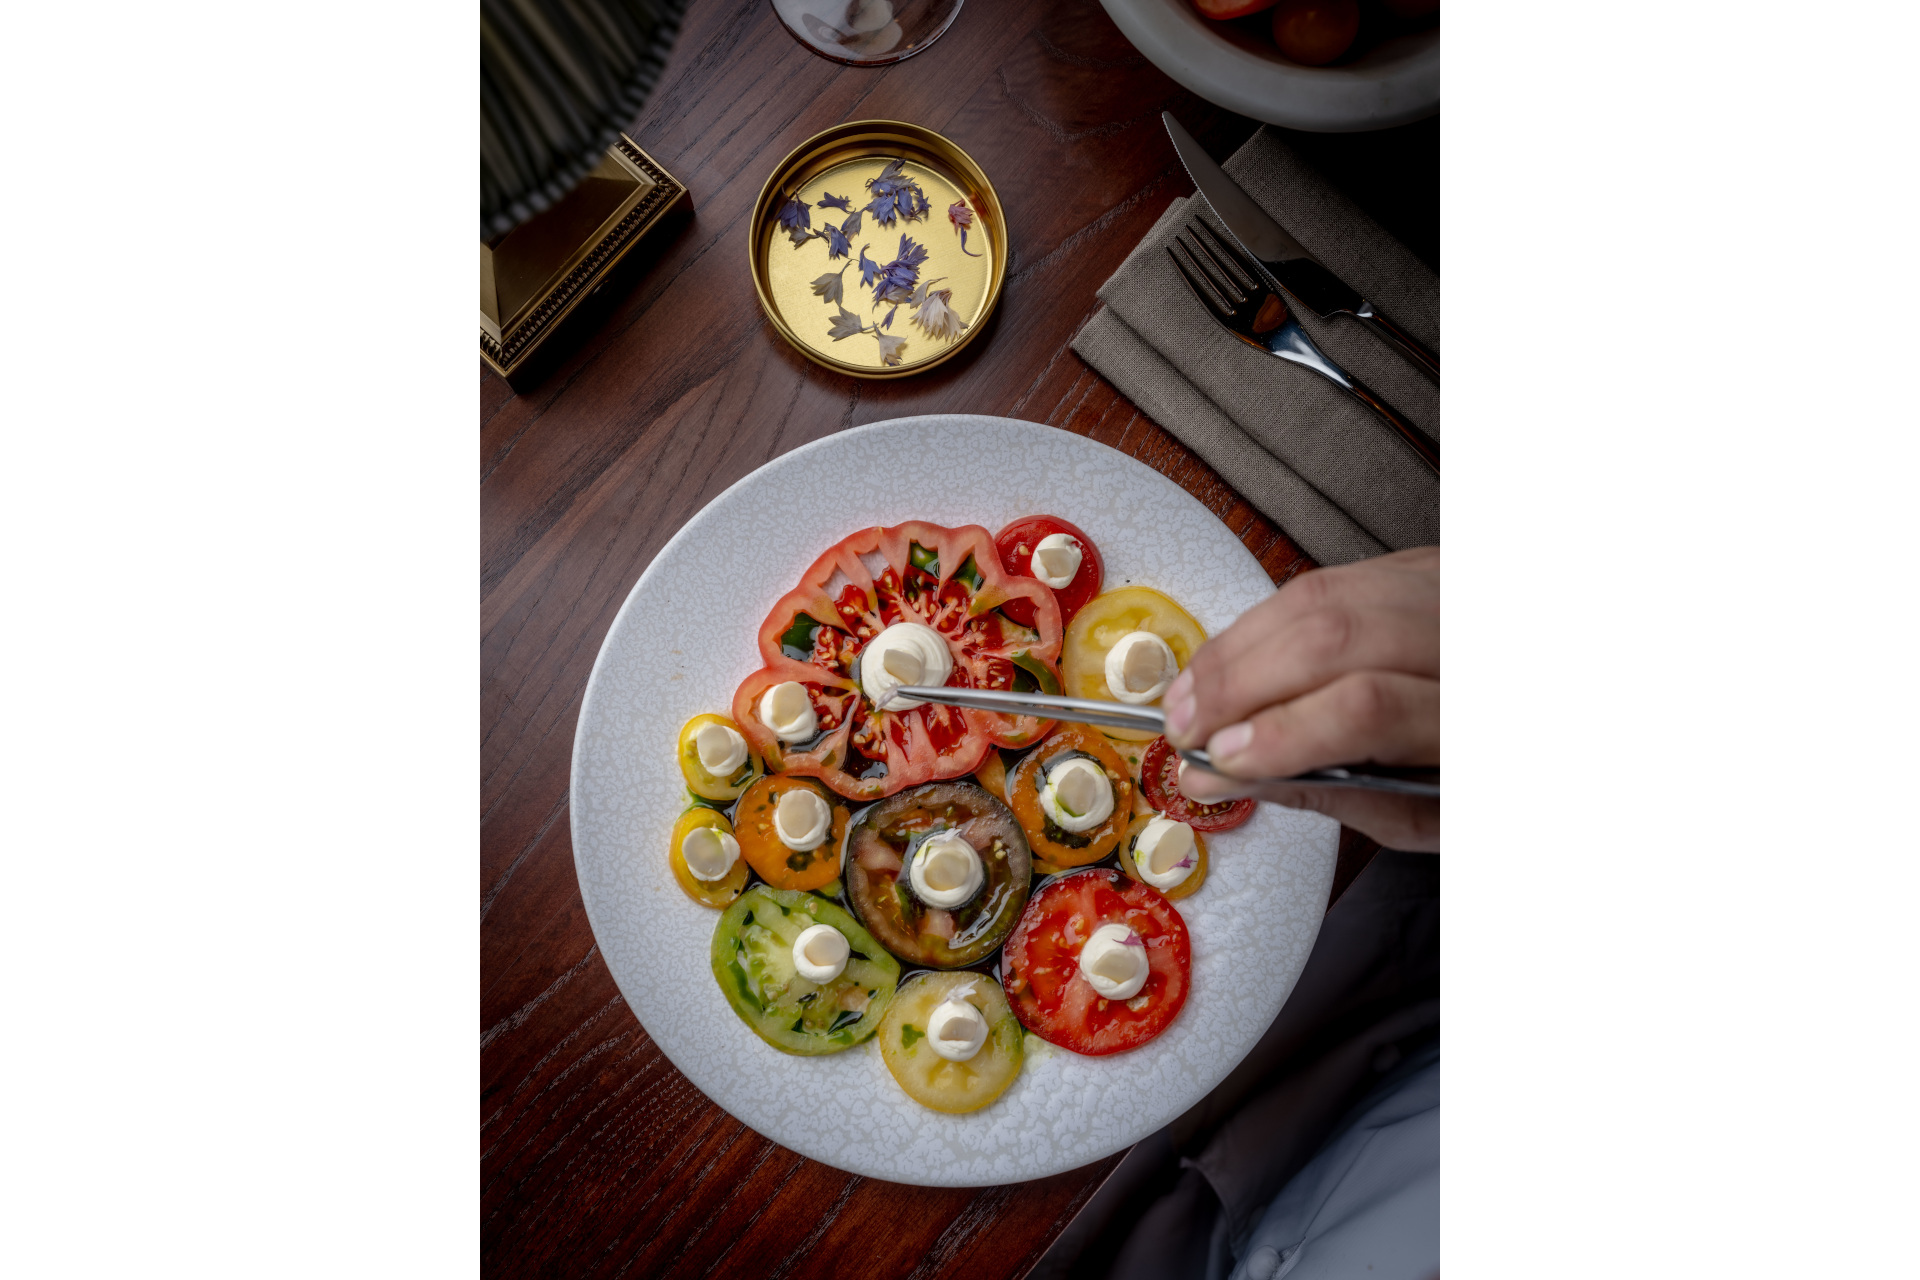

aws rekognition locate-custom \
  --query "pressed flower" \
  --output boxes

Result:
[865,157,931,227]
[817,192,853,212]
[911,286,967,342]
[857,245,882,288]
[827,306,865,341]
[840,209,863,239]
[871,233,929,306]
[882,306,896,330]
[777,196,812,246]
[875,332,908,366]
[823,222,851,259]
[810,263,852,306]
[949,200,982,257]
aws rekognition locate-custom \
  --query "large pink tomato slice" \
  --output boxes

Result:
[732,522,1064,801]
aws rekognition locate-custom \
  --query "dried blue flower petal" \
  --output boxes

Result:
[857,246,882,288]
[882,306,896,330]
[823,222,851,259]
[810,263,851,306]
[827,306,865,341]
[841,209,863,239]
[864,157,930,227]
[949,200,983,257]
[894,234,928,269]
[777,196,812,246]
[872,234,928,306]
[817,192,853,211]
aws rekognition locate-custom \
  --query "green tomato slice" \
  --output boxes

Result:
[710,885,900,1055]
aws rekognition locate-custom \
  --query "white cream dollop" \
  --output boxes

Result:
[860,622,953,711]
[1030,533,1084,589]
[1104,631,1178,704]
[792,923,849,983]
[927,983,989,1062]
[694,722,748,776]
[908,830,984,908]
[1131,817,1198,892]
[757,681,818,743]
[1079,923,1149,1000]
[1038,756,1115,833]
[774,787,833,852]
[681,826,740,882]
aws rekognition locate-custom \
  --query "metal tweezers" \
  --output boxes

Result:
[885,686,1439,800]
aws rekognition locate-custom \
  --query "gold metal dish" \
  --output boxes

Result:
[749,121,1006,379]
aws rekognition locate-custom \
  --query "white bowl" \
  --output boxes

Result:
[1100,0,1438,133]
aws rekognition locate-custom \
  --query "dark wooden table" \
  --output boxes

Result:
[482,2,1435,1274]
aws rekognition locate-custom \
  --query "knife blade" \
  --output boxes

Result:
[1162,112,1439,382]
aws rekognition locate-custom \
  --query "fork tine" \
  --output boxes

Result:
[1166,241,1231,318]
[1173,228,1244,307]
[1189,220,1259,297]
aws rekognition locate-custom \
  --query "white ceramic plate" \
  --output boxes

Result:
[1100,0,1438,133]
[570,415,1338,1186]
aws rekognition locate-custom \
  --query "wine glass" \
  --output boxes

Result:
[770,0,965,67]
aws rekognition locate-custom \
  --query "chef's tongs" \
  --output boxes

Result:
[885,687,1439,800]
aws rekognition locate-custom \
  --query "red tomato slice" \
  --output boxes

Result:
[993,515,1104,629]
[1001,869,1190,1056]
[1140,736,1256,832]
[732,522,1065,802]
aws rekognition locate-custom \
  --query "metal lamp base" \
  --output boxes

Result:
[480,135,690,384]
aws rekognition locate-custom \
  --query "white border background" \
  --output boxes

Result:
[5,1,1918,1275]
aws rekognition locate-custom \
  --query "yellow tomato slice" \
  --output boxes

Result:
[677,713,764,802]
[878,971,1024,1114]
[1059,588,1207,741]
[669,806,750,908]
[1115,813,1209,902]
[733,775,849,892]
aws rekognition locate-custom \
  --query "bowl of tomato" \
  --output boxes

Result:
[1099,0,1438,133]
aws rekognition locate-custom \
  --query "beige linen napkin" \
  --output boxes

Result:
[1072,128,1439,565]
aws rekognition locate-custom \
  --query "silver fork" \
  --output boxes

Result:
[1168,220,1439,475]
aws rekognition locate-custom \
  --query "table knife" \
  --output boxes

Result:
[1162,112,1439,383]
[886,686,1439,800]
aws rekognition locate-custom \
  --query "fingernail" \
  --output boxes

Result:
[1208,721,1254,761]
[1166,689,1195,736]
[1178,759,1225,801]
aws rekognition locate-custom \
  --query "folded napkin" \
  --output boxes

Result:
[1072,128,1439,565]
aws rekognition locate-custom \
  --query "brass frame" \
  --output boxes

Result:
[481,135,689,380]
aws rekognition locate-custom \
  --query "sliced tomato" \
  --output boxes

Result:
[1001,869,1190,1056]
[733,522,1064,801]
[1140,737,1255,833]
[1193,0,1278,16]
[994,515,1104,629]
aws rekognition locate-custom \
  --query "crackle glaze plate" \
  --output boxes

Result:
[570,414,1338,1186]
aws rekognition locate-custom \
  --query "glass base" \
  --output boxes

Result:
[770,0,964,67]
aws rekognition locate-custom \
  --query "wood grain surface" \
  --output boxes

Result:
[482,2,1432,1274]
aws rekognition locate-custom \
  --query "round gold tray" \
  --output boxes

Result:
[749,121,1007,380]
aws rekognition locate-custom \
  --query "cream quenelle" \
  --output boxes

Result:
[681,826,740,881]
[861,621,952,710]
[757,680,818,742]
[1038,756,1114,833]
[1079,922,1149,1000]
[773,787,833,851]
[908,830,984,908]
[694,722,748,775]
[1131,817,1197,892]
[1104,631,1177,704]
[1029,532,1084,589]
[925,981,990,1062]
[791,923,850,983]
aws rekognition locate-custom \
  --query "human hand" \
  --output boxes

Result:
[1162,547,1439,851]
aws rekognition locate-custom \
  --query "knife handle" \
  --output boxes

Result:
[1343,373,1439,475]
[1355,301,1439,382]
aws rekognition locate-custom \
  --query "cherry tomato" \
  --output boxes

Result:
[1270,0,1358,65]
[733,522,1064,802]
[1192,0,1278,17]
[993,515,1104,630]
[1001,869,1191,1056]
[1140,736,1255,832]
